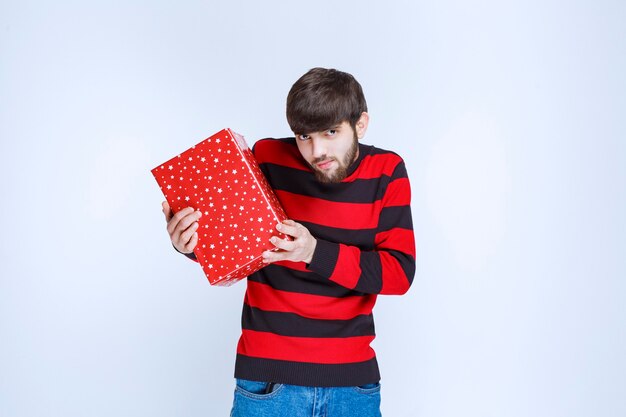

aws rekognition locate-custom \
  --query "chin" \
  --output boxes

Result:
[314,169,347,184]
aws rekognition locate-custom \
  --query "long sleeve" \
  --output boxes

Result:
[306,161,416,295]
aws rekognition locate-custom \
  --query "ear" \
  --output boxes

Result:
[355,112,369,139]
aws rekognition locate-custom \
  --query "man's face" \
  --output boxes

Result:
[295,120,360,183]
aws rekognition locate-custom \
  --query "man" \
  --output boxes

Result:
[162,68,415,416]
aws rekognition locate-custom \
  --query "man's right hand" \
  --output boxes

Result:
[162,201,202,254]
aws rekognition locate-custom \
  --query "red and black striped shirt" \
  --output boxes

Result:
[231,137,416,387]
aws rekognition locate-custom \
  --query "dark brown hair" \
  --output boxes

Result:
[286,68,368,134]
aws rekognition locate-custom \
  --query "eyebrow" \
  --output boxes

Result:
[297,125,341,135]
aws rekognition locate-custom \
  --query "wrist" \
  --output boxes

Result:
[172,242,191,255]
[303,238,317,264]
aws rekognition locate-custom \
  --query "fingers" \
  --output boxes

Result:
[163,205,202,253]
[167,207,201,236]
[268,220,301,253]
[263,220,316,264]
[270,236,296,251]
[262,248,284,264]
[179,219,200,246]
[276,220,301,238]
[182,227,199,252]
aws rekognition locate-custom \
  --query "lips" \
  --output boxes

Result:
[316,159,334,170]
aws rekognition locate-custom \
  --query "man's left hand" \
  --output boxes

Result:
[262,220,317,264]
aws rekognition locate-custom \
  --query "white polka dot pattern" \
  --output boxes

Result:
[151,128,289,286]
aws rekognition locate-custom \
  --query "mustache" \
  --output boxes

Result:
[311,156,335,164]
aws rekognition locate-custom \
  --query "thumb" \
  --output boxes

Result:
[162,201,172,221]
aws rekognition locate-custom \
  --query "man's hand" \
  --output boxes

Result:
[262,220,317,264]
[162,201,202,254]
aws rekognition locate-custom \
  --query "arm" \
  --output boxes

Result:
[263,161,416,295]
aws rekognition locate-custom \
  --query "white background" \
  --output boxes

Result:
[1,1,624,416]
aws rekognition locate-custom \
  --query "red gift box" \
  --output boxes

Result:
[151,128,289,286]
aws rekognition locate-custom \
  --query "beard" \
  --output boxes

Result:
[310,136,359,184]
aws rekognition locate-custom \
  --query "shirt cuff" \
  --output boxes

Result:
[306,239,339,279]
[172,243,198,261]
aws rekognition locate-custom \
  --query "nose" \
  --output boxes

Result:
[310,137,327,159]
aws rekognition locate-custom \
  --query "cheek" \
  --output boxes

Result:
[338,139,354,158]
[296,142,312,160]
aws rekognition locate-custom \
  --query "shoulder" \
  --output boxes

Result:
[252,137,295,160]
[357,144,407,179]
[252,137,309,171]
[367,145,405,164]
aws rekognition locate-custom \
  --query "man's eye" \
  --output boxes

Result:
[297,134,310,141]
[327,129,336,136]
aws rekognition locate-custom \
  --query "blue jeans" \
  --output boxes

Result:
[230,378,382,417]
